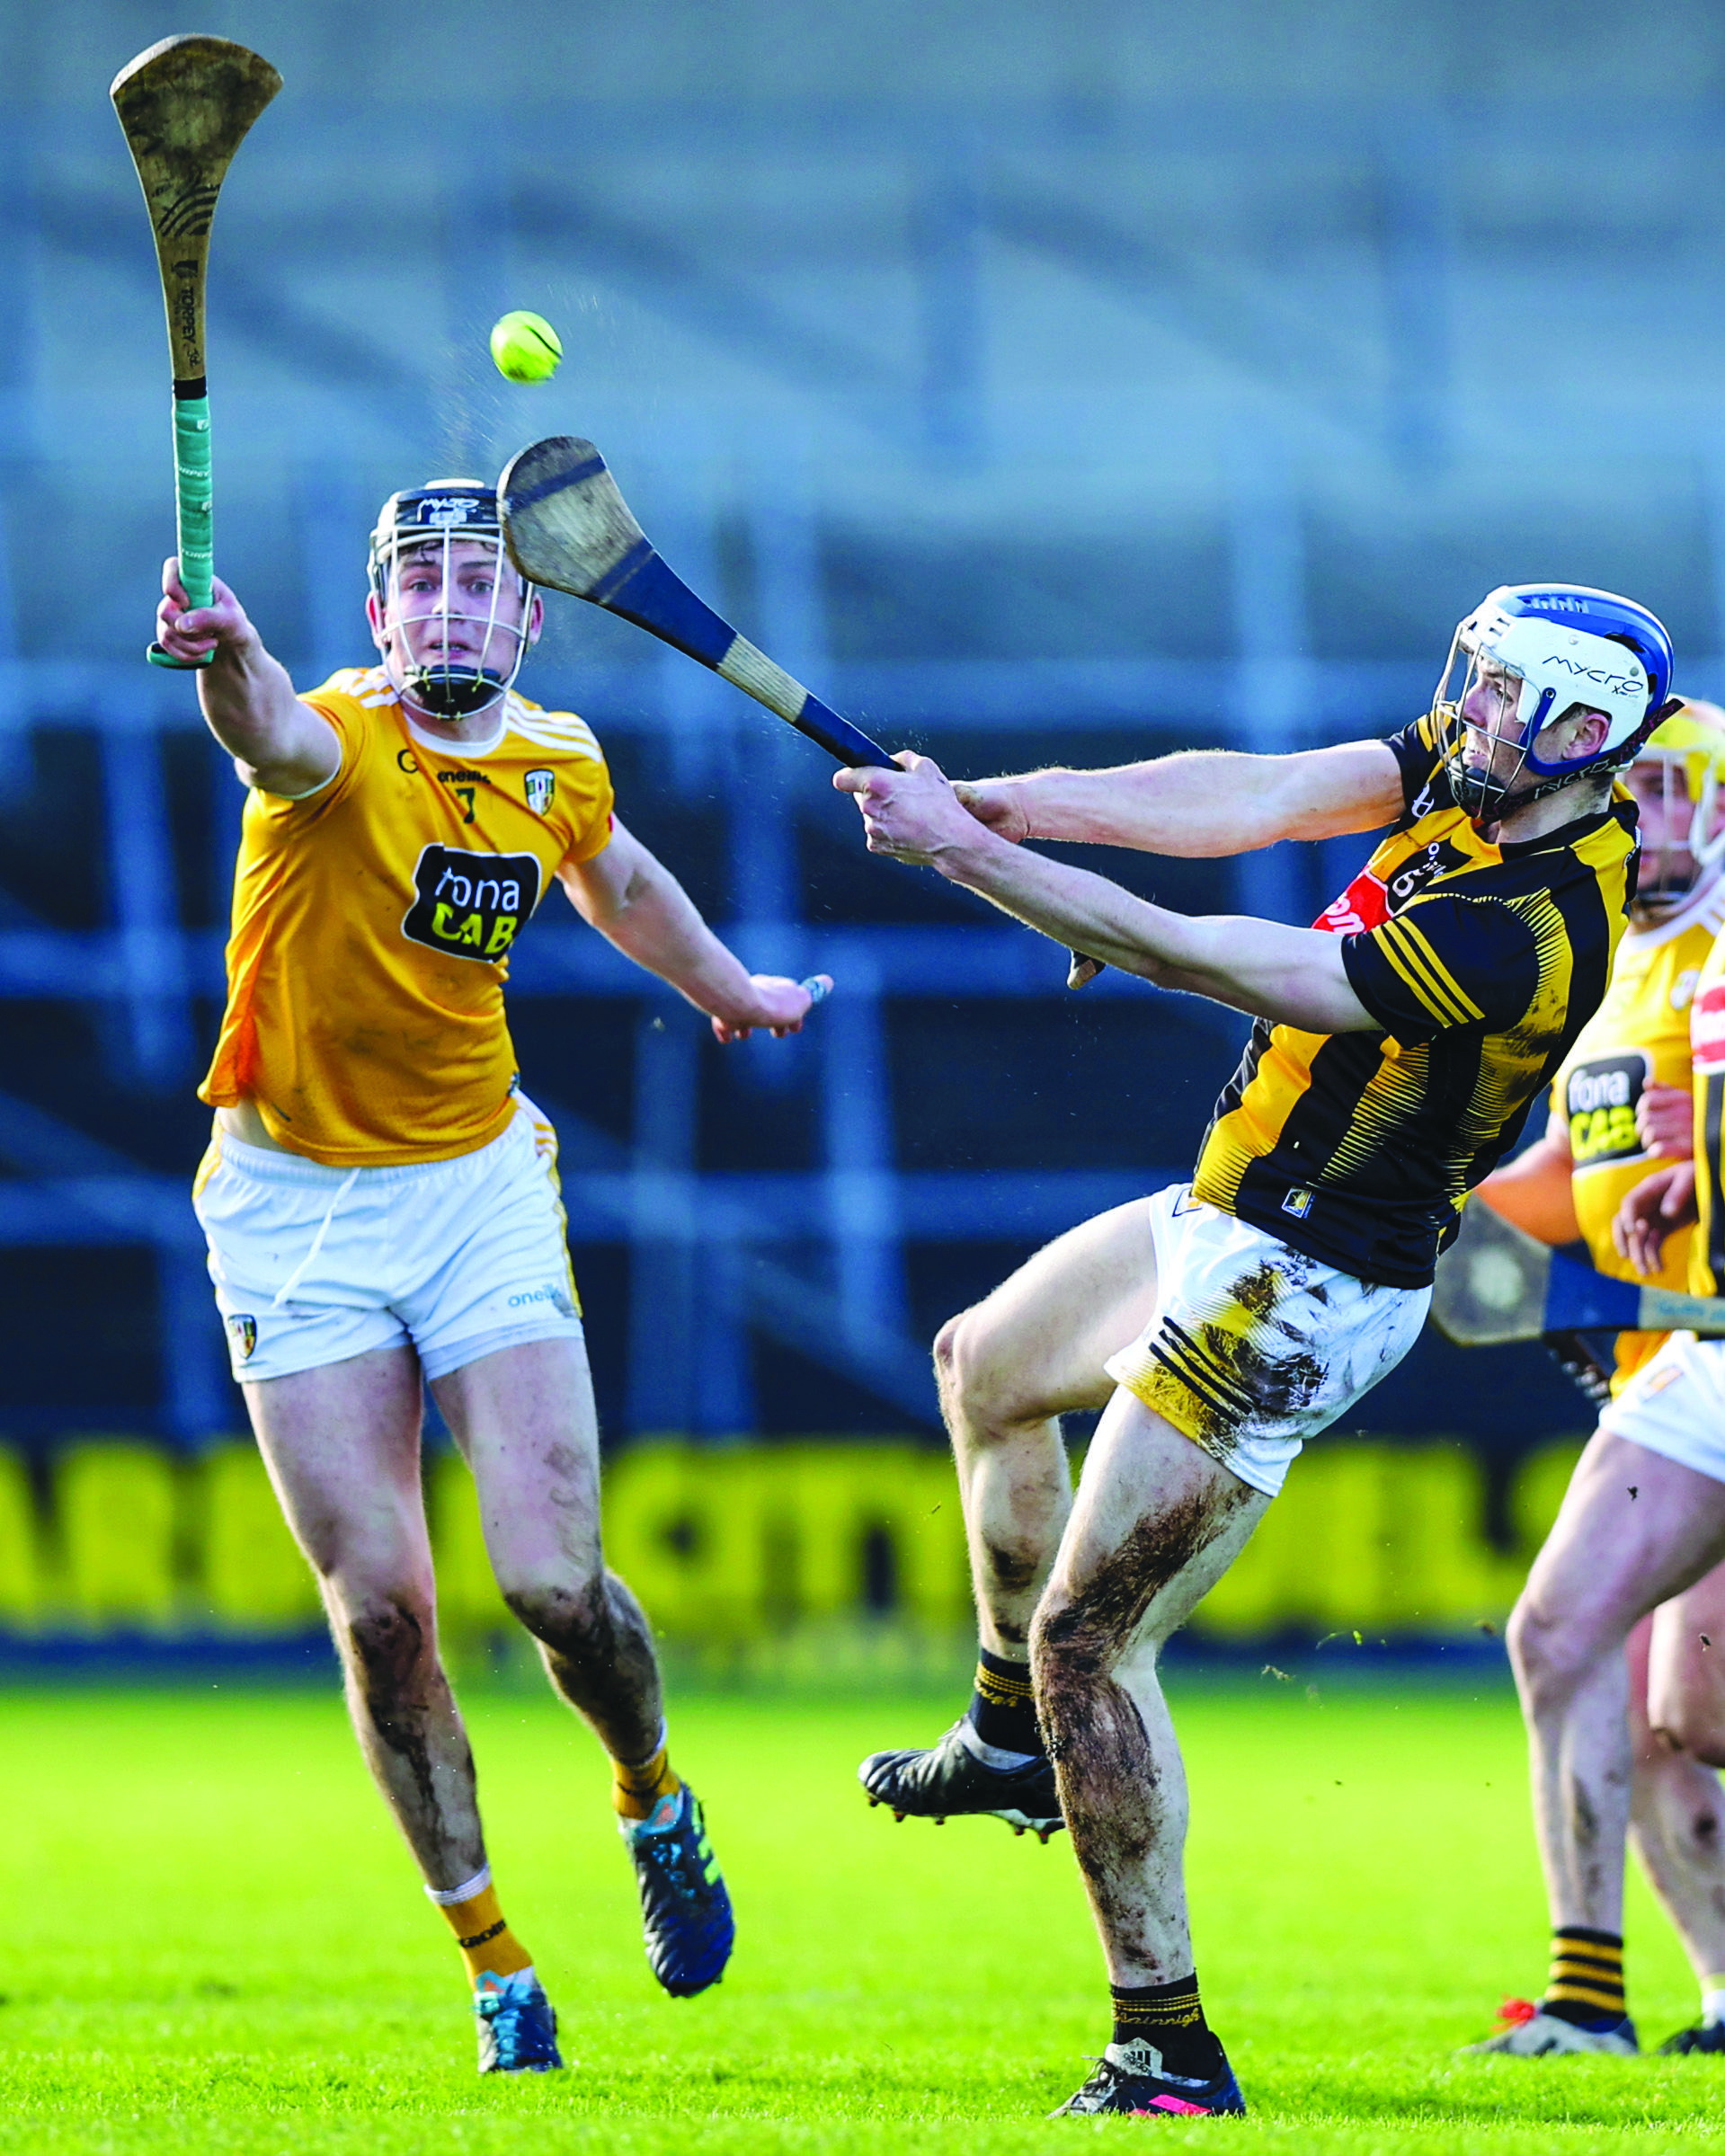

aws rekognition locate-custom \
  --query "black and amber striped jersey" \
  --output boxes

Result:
[1190,713,1640,1288]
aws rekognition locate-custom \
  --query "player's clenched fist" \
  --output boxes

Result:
[710,974,832,1043]
[156,557,255,666]
[834,751,982,867]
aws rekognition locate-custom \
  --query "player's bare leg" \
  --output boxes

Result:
[431,1335,734,1999]
[245,1347,485,1887]
[1476,1433,1725,2055]
[432,1336,661,1764]
[243,1350,562,2063]
[938,1198,1161,1653]
[1629,1574,1725,2051]
[1033,1389,1266,2115]
[860,1200,1160,1834]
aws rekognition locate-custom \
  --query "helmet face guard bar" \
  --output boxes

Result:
[1429,584,1675,822]
[369,482,536,720]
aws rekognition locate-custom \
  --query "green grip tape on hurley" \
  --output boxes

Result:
[147,392,214,670]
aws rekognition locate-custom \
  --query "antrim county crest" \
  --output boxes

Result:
[524,767,556,814]
[226,1312,258,1362]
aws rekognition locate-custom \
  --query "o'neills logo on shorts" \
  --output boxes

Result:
[1692,982,1725,1072]
[403,845,543,963]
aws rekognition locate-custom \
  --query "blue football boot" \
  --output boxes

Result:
[620,1784,735,1997]
[1659,2020,1725,2054]
[473,1968,564,2073]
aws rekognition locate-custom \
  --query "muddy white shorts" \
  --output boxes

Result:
[1103,1184,1430,1498]
[192,1096,584,1385]
[1596,1333,1725,1486]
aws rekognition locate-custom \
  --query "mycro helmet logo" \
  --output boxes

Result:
[420,496,477,528]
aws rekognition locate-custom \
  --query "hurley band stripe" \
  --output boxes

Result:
[588,537,658,606]
[508,454,608,510]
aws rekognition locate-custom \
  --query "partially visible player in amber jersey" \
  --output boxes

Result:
[1480,704,1725,1393]
[1476,702,1725,2063]
[1685,929,1725,1298]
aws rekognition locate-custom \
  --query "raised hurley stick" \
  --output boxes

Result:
[111,35,281,670]
[499,435,1103,988]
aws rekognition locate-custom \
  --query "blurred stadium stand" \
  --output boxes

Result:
[4,0,1721,1477]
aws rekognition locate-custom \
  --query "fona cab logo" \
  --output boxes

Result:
[402,844,543,963]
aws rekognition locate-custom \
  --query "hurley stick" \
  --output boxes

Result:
[111,35,280,669]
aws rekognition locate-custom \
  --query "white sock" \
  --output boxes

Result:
[425,1863,493,1906]
[1701,1982,1725,2027]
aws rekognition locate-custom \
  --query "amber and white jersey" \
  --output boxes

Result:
[1546,878,1725,1389]
[200,666,614,1167]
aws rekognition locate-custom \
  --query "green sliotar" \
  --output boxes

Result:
[147,391,215,670]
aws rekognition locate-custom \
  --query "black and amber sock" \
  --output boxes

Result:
[968,1647,1044,1757]
[427,1867,534,1986]
[612,1723,683,1823]
[1542,1926,1626,2028]
[1109,1974,1226,2081]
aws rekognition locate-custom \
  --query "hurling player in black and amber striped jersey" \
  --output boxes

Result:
[840,583,1674,2116]
[1192,705,1638,1287]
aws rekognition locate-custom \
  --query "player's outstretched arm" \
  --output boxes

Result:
[839,754,1375,1034]
[1476,1116,1580,1247]
[560,820,827,1042]
[155,556,339,797]
[950,738,1404,857]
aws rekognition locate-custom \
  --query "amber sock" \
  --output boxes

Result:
[612,1719,682,1822]
[426,1864,534,1984]
[1542,1926,1626,2028]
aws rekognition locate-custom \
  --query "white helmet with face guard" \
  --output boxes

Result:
[1431,583,1676,821]
[368,480,540,720]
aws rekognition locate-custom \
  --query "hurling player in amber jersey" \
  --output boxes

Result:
[1467,705,1725,2058]
[838,584,1671,2117]
[156,480,825,2073]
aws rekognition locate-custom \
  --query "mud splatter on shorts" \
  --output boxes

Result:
[1104,1184,1429,1497]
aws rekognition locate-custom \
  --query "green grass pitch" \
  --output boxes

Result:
[1,1675,1721,2152]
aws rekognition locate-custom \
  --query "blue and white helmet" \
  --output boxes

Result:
[1432,583,1676,820]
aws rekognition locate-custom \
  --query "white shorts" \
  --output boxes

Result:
[1103,1184,1430,1498]
[192,1096,584,1385]
[1596,1333,1725,1486]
